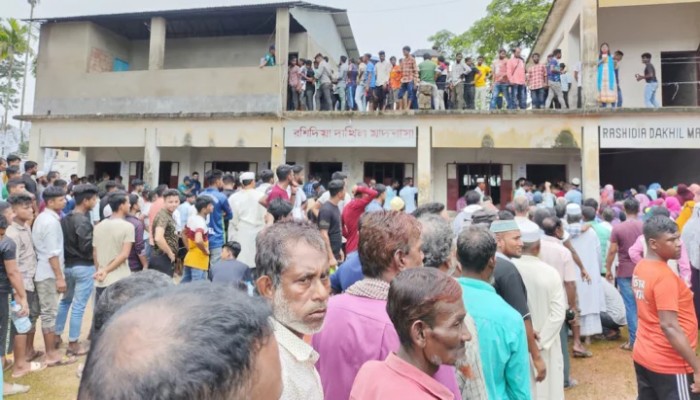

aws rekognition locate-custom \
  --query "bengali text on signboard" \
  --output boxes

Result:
[284,121,417,147]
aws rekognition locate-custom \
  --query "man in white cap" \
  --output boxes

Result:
[565,178,582,205]
[489,219,547,385]
[513,219,567,400]
[565,203,604,350]
[228,172,267,267]
[475,177,487,202]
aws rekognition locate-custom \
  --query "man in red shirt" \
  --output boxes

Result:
[633,215,700,399]
[342,184,378,254]
[260,164,296,207]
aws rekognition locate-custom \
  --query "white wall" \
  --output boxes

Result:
[290,8,347,63]
[599,3,700,107]
[432,148,582,205]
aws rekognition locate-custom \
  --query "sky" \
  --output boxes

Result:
[2,0,490,120]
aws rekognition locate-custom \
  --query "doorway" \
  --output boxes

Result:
[309,162,342,188]
[94,162,121,181]
[363,162,405,186]
[661,51,699,107]
[159,162,180,188]
[457,163,502,205]
[526,164,567,188]
[208,162,254,175]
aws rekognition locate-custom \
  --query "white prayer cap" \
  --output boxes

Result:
[571,178,581,186]
[566,203,582,216]
[240,172,255,181]
[476,178,485,184]
[516,219,540,243]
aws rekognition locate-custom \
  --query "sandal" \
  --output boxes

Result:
[573,350,593,358]
[620,342,633,351]
[66,343,90,357]
[3,383,30,396]
[564,378,579,390]
[11,361,46,379]
[25,350,44,362]
[46,354,77,368]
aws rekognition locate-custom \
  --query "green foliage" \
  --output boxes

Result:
[428,0,552,62]
[0,56,25,110]
[18,140,28,154]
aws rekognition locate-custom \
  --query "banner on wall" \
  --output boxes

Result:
[284,120,417,148]
[599,122,700,149]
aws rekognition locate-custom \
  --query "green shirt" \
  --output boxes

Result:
[418,60,438,84]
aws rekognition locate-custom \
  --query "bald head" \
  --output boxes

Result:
[79,282,275,400]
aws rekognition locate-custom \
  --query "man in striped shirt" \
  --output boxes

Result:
[397,46,419,110]
[527,53,549,109]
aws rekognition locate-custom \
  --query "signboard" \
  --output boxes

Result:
[599,122,700,149]
[285,120,416,148]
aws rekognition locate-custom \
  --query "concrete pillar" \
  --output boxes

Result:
[144,129,160,189]
[581,122,600,201]
[416,124,432,205]
[270,125,285,173]
[28,126,41,166]
[76,147,87,177]
[275,8,290,114]
[580,0,598,109]
[148,17,167,71]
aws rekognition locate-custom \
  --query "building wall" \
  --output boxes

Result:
[600,0,700,6]
[599,3,700,107]
[290,8,346,63]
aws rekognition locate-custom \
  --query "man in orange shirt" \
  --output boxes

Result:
[632,215,700,399]
[388,56,402,110]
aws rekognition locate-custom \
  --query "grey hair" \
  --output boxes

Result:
[254,221,327,286]
[513,195,530,214]
[457,226,497,273]
[418,214,453,269]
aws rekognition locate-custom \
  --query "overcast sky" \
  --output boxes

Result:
[2,0,489,119]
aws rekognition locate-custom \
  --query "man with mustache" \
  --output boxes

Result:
[255,221,330,400]
[312,211,460,400]
[350,268,471,399]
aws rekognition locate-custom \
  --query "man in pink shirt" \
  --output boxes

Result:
[349,268,470,400]
[312,211,461,400]
[489,49,510,110]
[507,47,527,110]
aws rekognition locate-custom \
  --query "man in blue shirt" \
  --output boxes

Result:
[365,56,377,111]
[565,178,583,205]
[545,49,568,109]
[329,251,363,294]
[200,170,233,265]
[456,225,532,400]
[399,177,418,214]
[190,172,202,195]
[365,184,386,213]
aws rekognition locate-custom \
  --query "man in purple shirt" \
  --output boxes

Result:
[605,197,643,350]
[125,194,147,271]
[312,211,461,400]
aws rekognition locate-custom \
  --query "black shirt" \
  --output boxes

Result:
[210,259,252,285]
[62,210,94,268]
[644,63,657,83]
[0,237,16,294]
[21,174,37,196]
[494,256,531,321]
[318,202,342,258]
[464,67,477,85]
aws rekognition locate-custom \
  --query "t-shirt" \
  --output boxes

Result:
[633,259,698,374]
[318,202,342,259]
[267,185,290,204]
[475,65,491,87]
[418,60,437,84]
[201,188,233,249]
[210,259,252,285]
[644,63,657,82]
[93,218,135,288]
[399,186,418,213]
[0,237,16,293]
[610,219,644,278]
[184,214,209,271]
[494,255,531,320]
[547,59,561,82]
[152,209,178,257]
[602,279,626,326]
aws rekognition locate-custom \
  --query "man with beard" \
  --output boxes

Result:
[149,190,180,277]
[350,268,471,399]
[489,219,547,384]
[255,221,330,400]
[312,211,460,400]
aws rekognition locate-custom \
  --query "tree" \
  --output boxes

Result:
[0,18,31,131]
[427,0,551,61]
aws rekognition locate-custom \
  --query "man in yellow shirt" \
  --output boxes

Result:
[475,56,492,111]
[182,196,214,282]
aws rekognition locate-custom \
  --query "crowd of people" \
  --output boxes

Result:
[273,42,660,112]
[0,153,697,399]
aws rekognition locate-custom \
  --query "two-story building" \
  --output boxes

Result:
[20,1,700,209]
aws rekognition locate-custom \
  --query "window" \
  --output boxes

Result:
[363,162,405,186]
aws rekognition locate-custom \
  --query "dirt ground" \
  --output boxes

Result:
[4,310,640,400]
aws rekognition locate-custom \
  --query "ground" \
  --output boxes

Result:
[3,314,639,399]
